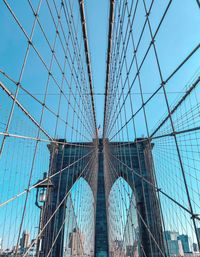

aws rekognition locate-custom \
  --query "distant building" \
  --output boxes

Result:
[171,232,179,241]
[126,245,134,257]
[167,240,184,256]
[177,235,190,253]
[20,230,30,250]
[68,228,85,257]
[126,245,139,257]
[28,239,36,256]
[193,243,198,252]
[164,231,184,257]
[197,228,200,242]
[110,240,125,257]
[164,231,179,241]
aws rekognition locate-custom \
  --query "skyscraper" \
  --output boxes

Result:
[68,228,85,257]
[193,243,198,252]
[167,240,184,256]
[164,231,179,241]
[177,235,190,253]
[20,230,30,250]
[197,228,200,242]
[164,231,184,257]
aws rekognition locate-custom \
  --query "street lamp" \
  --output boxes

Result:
[35,172,53,257]
[35,172,53,209]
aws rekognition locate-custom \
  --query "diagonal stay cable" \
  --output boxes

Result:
[0,149,93,208]
[109,43,200,141]
[109,151,200,221]
[45,152,97,257]
[22,151,95,257]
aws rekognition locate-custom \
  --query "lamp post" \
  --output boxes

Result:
[35,172,53,257]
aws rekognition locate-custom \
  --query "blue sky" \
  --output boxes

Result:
[0,0,200,134]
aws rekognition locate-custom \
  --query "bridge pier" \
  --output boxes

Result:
[94,139,109,256]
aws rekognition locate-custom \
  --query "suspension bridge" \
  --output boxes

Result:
[0,0,200,256]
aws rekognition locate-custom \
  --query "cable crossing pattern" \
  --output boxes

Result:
[0,0,200,257]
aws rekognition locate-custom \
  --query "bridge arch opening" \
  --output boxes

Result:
[63,177,95,257]
[108,177,140,256]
